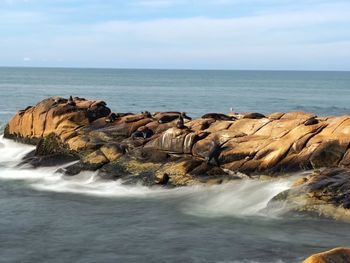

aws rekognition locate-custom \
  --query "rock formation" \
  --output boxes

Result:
[5,96,350,219]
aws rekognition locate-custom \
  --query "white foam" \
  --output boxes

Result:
[0,134,294,218]
[0,135,35,166]
[181,178,293,218]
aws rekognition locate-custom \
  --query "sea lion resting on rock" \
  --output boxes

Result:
[158,112,191,124]
[90,100,107,108]
[141,111,152,118]
[73,97,86,101]
[67,96,76,106]
[181,112,192,121]
[158,114,180,124]
[205,138,229,166]
[105,113,118,123]
[51,97,68,109]
[304,116,319,126]
[54,97,68,105]
[131,126,154,139]
[242,112,266,119]
[176,115,186,129]
[201,113,236,121]
[157,173,170,186]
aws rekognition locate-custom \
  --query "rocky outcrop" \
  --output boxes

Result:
[304,247,350,263]
[5,96,350,190]
[269,168,350,221]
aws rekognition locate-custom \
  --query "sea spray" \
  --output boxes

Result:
[0,135,35,166]
[180,178,293,218]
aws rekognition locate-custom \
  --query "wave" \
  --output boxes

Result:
[0,135,35,166]
[0,135,294,219]
[181,178,292,218]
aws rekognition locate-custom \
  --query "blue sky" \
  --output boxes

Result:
[1,0,350,70]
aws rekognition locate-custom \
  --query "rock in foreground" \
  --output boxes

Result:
[304,247,350,263]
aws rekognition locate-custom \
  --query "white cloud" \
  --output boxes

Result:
[90,3,350,47]
[0,1,349,69]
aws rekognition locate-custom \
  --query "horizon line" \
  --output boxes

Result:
[0,65,349,73]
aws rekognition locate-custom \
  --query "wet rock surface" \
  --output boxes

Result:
[269,168,350,221]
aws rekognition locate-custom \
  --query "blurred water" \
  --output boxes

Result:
[1,68,350,262]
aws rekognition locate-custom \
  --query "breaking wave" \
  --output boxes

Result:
[0,135,293,219]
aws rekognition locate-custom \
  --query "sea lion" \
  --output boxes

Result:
[206,140,221,166]
[51,97,67,109]
[141,127,154,139]
[242,112,266,119]
[157,173,170,186]
[131,130,143,139]
[142,111,152,118]
[105,112,118,123]
[54,97,67,104]
[181,112,192,121]
[131,126,154,139]
[158,115,179,124]
[201,113,236,121]
[176,115,186,129]
[73,96,86,101]
[304,117,319,126]
[67,96,76,106]
[125,114,145,123]
[205,138,229,166]
[91,100,106,108]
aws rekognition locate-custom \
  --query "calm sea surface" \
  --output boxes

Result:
[1,67,350,263]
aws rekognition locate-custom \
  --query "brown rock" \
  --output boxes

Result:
[303,247,350,263]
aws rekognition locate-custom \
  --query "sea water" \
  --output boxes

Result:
[1,67,350,263]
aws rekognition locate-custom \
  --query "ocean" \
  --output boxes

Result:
[1,67,350,263]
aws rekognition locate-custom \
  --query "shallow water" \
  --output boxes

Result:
[1,68,350,262]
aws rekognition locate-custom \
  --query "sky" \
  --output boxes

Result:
[1,0,350,70]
